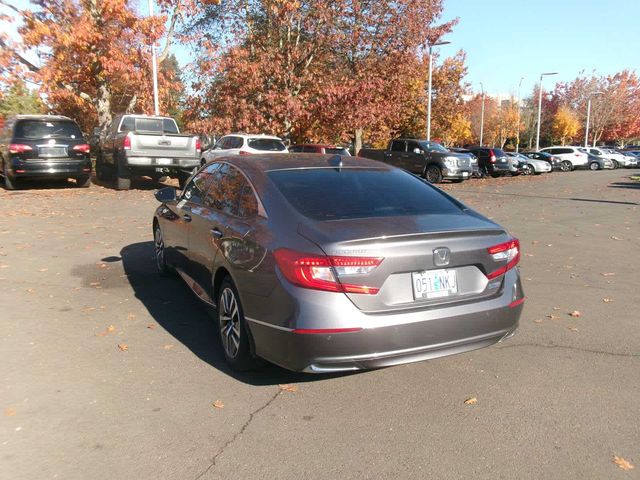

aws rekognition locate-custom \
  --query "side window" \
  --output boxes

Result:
[237,182,259,218]
[182,166,219,205]
[302,145,318,153]
[162,119,179,134]
[205,164,242,215]
[213,138,224,150]
[289,145,302,153]
[407,141,421,153]
[222,136,243,149]
[119,117,135,133]
[390,140,405,152]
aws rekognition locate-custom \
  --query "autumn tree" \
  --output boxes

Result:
[0,79,42,117]
[551,105,580,145]
[2,0,184,132]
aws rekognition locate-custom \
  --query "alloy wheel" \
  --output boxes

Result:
[154,227,166,272]
[219,287,241,359]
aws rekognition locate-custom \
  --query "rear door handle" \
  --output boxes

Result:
[210,228,223,239]
[183,214,192,222]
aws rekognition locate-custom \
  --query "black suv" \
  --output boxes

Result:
[0,115,92,190]
[466,147,513,177]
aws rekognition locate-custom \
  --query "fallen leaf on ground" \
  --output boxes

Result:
[279,384,298,393]
[603,298,613,303]
[546,315,560,320]
[464,397,477,405]
[212,400,224,409]
[147,324,155,329]
[553,307,561,311]
[127,313,136,321]
[568,327,579,332]
[546,244,553,247]
[81,307,95,313]
[38,268,48,272]
[610,236,621,241]
[534,319,543,324]
[89,282,101,287]
[26,288,35,293]
[163,344,174,350]
[569,310,581,317]
[601,272,615,277]
[117,343,128,351]
[613,455,634,471]
[4,407,16,417]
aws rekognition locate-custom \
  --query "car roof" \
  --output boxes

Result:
[291,144,346,149]
[12,114,74,122]
[224,133,283,140]
[216,153,389,179]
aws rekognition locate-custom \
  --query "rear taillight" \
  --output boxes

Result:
[195,137,201,152]
[123,134,132,150]
[9,144,32,154]
[72,144,90,153]
[489,149,496,163]
[239,150,252,155]
[274,248,383,295]
[486,238,520,279]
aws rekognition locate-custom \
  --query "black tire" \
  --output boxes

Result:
[116,156,131,190]
[76,175,91,188]
[200,157,207,167]
[611,160,619,169]
[589,162,600,171]
[560,160,572,172]
[522,164,534,175]
[217,277,261,371]
[424,164,443,184]
[153,224,174,276]
[177,172,190,190]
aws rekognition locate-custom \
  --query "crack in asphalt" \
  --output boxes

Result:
[194,389,282,480]
[497,342,640,358]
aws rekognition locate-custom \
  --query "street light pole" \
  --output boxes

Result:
[516,76,524,152]
[148,0,160,116]
[479,82,485,146]
[426,40,450,141]
[535,72,558,151]
[584,91,603,148]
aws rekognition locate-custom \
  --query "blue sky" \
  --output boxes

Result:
[441,0,640,97]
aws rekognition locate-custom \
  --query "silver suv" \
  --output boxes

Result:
[201,133,288,165]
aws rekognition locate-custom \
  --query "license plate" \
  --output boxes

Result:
[412,269,458,299]
[39,147,66,157]
[157,158,172,165]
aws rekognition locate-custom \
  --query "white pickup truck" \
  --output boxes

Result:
[96,114,200,190]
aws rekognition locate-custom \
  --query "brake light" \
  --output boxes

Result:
[486,238,520,279]
[239,150,252,155]
[489,149,496,163]
[72,144,90,153]
[195,137,201,152]
[274,248,383,294]
[9,144,32,154]
[123,133,131,150]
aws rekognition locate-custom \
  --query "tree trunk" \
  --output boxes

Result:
[96,80,112,131]
[354,128,363,156]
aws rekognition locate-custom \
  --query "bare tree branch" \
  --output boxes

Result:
[157,0,182,63]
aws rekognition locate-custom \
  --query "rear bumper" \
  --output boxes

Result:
[11,158,91,178]
[247,269,524,372]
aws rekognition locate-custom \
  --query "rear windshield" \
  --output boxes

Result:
[119,117,179,134]
[492,148,506,157]
[14,120,82,140]
[268,168,461,221]
[248,138,287,151]
[325,147,351,156]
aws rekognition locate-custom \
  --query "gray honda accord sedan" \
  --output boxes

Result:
[152,154,524,372]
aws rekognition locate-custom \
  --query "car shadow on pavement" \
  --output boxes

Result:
[119,241,357,386]
[609,180,640,190]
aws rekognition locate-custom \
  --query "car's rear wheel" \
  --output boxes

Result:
[424,165,443,184]
[589,162,600,171]
[612,160,619,169]
[217,277,260,371]
[522,164,534,175]
[560,160,572,172]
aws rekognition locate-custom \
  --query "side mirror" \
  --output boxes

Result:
[413,148,422,155]
[155,186,177,203]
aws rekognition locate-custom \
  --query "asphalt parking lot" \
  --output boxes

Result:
[1,170,639,479]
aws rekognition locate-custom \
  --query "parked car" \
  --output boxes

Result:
[465,147,515,177]
[96,114,201,190]
[289,144,351,156]
[539,146,589,171]
[152,154,524,372]
[448,147,481,177]
[506,152,551,175]
[577,148,614,170]
[0,115,92,190]
[583,147,622,169]
[201,134,288,165]
[358,139,473,183]
[521,151,563,171]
